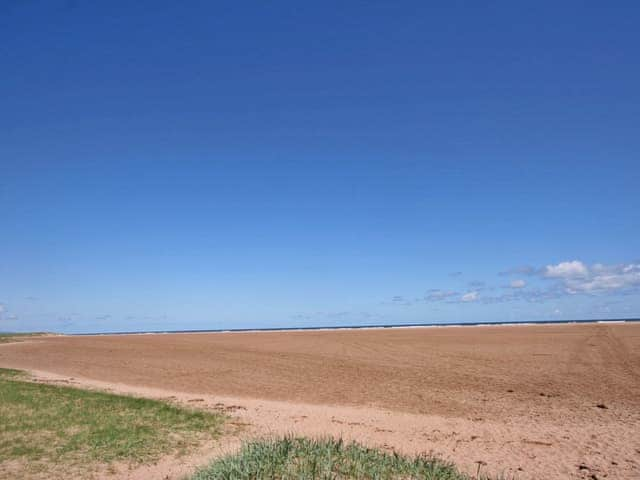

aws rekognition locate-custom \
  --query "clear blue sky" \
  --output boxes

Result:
[1,1,639,333]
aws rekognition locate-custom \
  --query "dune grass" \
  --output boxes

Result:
[0,332,47,343]
[191,436,480,480]
[0,368,225,478]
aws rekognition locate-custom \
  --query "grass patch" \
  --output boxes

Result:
[191,437,481,480]
[0,368,225,478]
[0,332,47,344]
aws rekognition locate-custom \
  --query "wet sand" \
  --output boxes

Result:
[1,322,639,479]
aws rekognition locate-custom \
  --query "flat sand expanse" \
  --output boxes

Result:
[1,323,639,479]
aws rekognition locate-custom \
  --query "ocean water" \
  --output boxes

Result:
[72,317,640,336]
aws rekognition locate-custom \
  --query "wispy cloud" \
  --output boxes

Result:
[460,291,479,302]
[292,311,380,322]
[0,303,19,327]
[388,295,415,306]
[509,279,526,289]
[499,265,537,276]
[424,289,458,302]
[481,286,561,304]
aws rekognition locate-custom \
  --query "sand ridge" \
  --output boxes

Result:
[1,322,639,479]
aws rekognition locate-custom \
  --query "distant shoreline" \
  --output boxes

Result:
[70,317,640,336]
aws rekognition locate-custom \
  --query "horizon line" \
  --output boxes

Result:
[64,317,640,337]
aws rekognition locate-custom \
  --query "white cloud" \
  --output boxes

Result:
[461,291,479,302]
[564,262,640,293]
[502,260,640,299]
[544,260,588,279]
[391,259,639,309]
[535,260,640,294]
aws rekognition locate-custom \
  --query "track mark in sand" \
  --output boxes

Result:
[213,403,247,413]
[375,427,394,433]
[522,439,553,447]
[330,417,365,427]
[603,327,640,381]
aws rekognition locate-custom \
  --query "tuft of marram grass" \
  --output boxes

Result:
[191,436,479,480]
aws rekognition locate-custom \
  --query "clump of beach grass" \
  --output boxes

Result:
[0,368,225,479]
[191,436,481,480]
[0,332,47,343]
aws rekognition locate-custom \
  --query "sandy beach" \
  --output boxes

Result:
[1,322,639,479]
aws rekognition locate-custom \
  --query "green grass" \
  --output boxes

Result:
[0,332,47,343]
[0,368,225,478]
[191,437,481,480]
